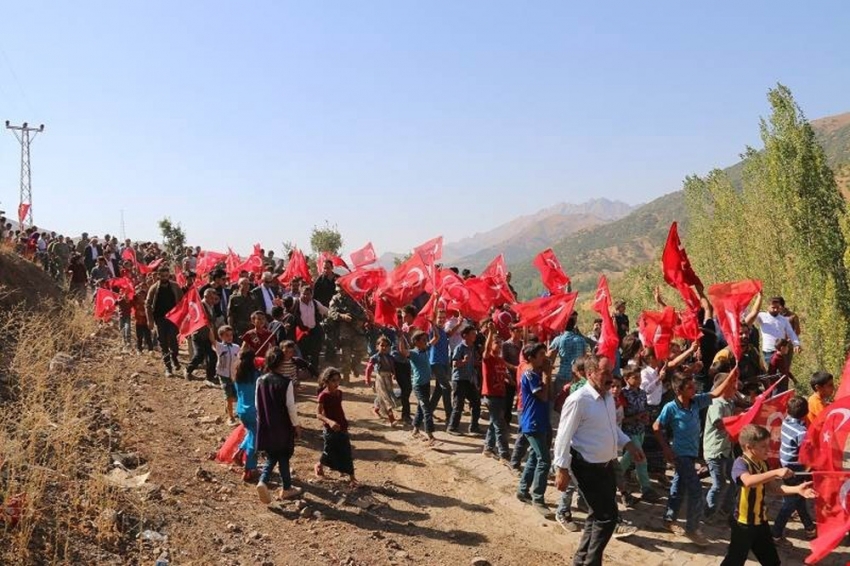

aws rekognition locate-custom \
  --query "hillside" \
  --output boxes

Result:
[510,111,850,299]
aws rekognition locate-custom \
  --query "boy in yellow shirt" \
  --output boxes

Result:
[806,371,834,424]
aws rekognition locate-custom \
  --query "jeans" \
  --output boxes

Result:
[705,456,734,517]
[155,318,180,370]
[412,382,434,434]
[504,386,516,425]
[119,315,132,346]
[238,412,258,470]
[665,455,704,532]
[448,380,481,432]
[772,478,815,537]
[510,432,529,469]
[260,449,292,489]
[483,396,509,459]
[429,364,452,419]
[571,451,618,566]
[557,481,578,518]
[187,336,217,381]
[518,432,550,504]
[619,431,651,492]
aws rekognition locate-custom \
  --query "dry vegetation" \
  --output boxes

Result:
[0,294,148,565]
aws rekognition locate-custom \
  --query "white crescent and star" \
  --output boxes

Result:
[189,302,202,323]
[403,267,425,289]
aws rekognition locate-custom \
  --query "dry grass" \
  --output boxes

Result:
[0,297,145,565]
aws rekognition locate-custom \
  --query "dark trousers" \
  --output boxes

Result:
[260,449,293,490]
[413,382,434,434]
[571,450,618,566]
[395,366,412,423]
[428,364,452,419]
[721,522,779,566]
[510,432,530,469]
[772,478,815,537]
[448,380,481,432]
[187,336,217,381]
[504,386,516,425]
[155,318,180,370]
[136,324,153,351]
[483,396,510,459]
[298,328,322,370]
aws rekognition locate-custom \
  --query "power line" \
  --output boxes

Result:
[5,121,44,229]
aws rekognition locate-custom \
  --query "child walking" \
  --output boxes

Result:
[233,348,260,482]
[316,367,358,486]
[721,424,816,566]
[620,365,657,503]
[654,368,737,546]
[703,372,737,521]
[255,346,302,504]
[365,336,398,425]
[771,396,817,545]
[215,325,240,425]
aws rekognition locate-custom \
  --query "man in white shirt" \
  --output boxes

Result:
[554,356,645,565]
[295,286,329,369]
[251,272,279,316]
[756,295,801,367]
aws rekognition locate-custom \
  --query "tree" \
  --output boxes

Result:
[158,217,186,263]
[393,252,413,268]
[682,84,850,382]
[310,221,343,255]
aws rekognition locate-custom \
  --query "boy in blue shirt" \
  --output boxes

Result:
[399,330,439,445]
[654,368,737,546]
[516,342,553,515]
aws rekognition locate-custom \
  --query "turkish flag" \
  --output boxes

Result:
[121,247,137,265]
[107,277,135,301]
[721,380,793,467]
[373,295,398,328]
[196,250,226,278]
[17,203,30,226]
[166,287,209,343]
[462,277,503,320]
[413,236,443,265]
[175,270,187,288]
[479,254,515,305]
[513,292,578,335]
[378,253,431,308]
[638,307,677,361]
[337,267,386,301]
[592,275,620,361]
[317,251,350,272]
[532,248,571,294]
[94,288,119,321]
[278,248,313,286]
[800,393,850,473]
[662,222,702,289]
[673,308,701,341]
[350,242,378,269]
[805,471,850,565]
[708,280,762,360]
[138,258,165,275]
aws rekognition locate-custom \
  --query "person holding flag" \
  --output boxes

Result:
[145,265,184,377]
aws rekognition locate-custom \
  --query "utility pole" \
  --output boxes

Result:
[5,121,45,229]
[120,209,126,241]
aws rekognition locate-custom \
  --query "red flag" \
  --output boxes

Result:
[413,236,443,265]
[373,295,398,328]
[800,393,850,472]
[478,254,515,305]
[673,308,701,341]
[805,472,850,564]
[278,248,313,286]
[138,258,165,275]
[592,275,620,361]
[532,248,571,294]
[638,307,677,360]
[337,267,386,301]
[317,251,350,272]
[121,247,137,264]
[513,292,578,335]
[708,280,762,360]
[836,354,850,401]
[196,250,226,278]
[662,222,702,289]
[107,277,135,301]
[350,242,378,269]
[722,382,793,468]
[481,254,508,282]
[175,270,187,288]
[94,288,119,321]
[17,203,30,226]
[378,252,431,308]
[166,287,209,343]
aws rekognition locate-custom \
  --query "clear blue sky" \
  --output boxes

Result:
[1,1,848,258]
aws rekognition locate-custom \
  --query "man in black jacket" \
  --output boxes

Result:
[145,266,184,377]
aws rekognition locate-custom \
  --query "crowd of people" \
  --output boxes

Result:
[3,226,838,566]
